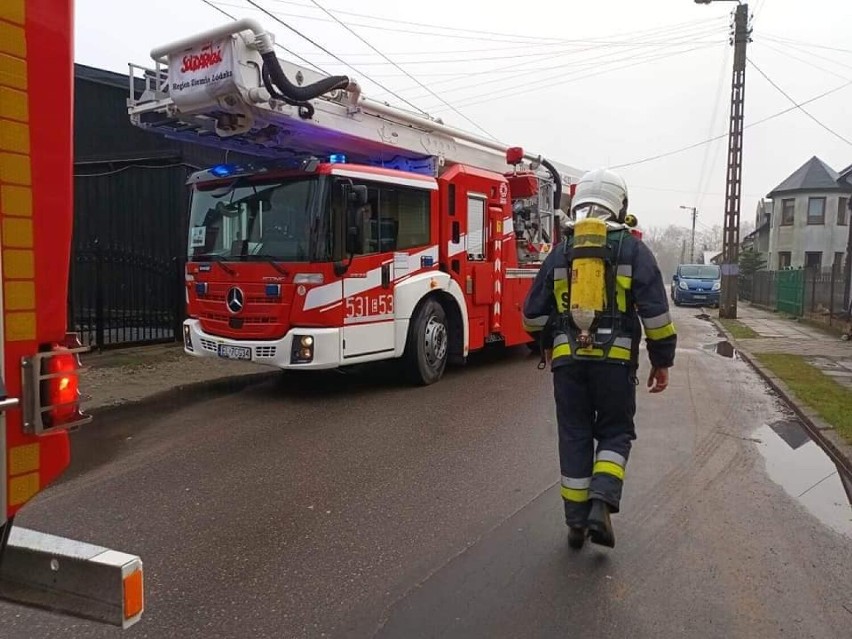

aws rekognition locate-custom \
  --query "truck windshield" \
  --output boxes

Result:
[680,265,721,280]
[187,177,330,262]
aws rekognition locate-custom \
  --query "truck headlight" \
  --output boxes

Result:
[679,280,689,290]
[291,335,314,363]
[712,281,721,291]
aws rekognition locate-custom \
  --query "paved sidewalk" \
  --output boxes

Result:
[80,342,270,411]
[734,303,852,389]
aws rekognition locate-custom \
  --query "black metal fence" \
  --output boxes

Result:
[741,266,852,327]
[68,163,190,348]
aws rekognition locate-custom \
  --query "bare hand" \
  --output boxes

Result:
[647,367,669,393]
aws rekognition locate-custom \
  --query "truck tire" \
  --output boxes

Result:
[403,298,448,385]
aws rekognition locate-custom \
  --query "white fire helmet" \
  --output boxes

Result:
[571,168,629,223]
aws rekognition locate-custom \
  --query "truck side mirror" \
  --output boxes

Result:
[345,208,361,255]
[348,185,368,207]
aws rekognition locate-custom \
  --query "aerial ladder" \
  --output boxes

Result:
[127,18,585,255]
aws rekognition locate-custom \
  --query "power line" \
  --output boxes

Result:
[611,80,852,169]
[199,0,328,73]
[694,44,731,212]
[762,36,852,73]
[367,21,726,98]
[761,33,852,56]
[306,0,499,141]
[260,0,726,46]
[747,57,852,147]
[241,0,430,114]
[432,42,723,112]
[757,41,851,82]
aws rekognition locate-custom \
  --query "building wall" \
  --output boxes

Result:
[768,191,849,269]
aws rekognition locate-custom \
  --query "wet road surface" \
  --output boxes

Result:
[2,307,851,638]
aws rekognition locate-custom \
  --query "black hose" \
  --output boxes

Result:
[261,51,349,102]
[541,158,563,210]
[262,65,314,119]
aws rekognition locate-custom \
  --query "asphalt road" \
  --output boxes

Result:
[3,307,851,638]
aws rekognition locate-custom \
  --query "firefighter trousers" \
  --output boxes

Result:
[553,361,637,527]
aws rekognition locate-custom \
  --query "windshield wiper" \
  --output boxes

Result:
[240,254,289,276]
[194,253,237,276]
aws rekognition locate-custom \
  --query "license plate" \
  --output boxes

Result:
[693,294,707,300]
[217,344,252,360]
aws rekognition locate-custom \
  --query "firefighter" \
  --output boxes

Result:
[523,168,676,550]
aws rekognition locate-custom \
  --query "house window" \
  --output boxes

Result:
[834,252,845,272]
[781,199,795,226]
[778,252,791,268]
[804,251,822,269]
[807,197,825,225]
[839,197,849,225]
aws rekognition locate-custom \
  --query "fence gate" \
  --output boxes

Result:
[68,164,188,348]
[776,269,804,316]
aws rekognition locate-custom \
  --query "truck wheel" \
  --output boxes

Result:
[403,298,448,385]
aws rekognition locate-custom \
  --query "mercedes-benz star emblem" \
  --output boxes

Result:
[226,287,245,314]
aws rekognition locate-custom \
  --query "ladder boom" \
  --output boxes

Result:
[127,20,584,190]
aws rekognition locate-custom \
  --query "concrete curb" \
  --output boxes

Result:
[711,317,852,479]
[86,371,279,421]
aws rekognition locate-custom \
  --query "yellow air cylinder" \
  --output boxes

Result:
[569,217,607,348]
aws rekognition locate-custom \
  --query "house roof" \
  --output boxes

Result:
[766,156,851,197]
[839,162,852,184]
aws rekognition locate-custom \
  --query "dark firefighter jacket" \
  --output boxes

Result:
[523,227,676,371]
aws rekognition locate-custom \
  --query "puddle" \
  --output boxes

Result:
[703,340,739,359]
[695,313,712,322]
[754,421,852,537]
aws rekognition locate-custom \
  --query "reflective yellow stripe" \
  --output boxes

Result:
[616,275,631,312]
[9,443,39,475]
[9,472,39,506]
[646,323,677,341]
[608,345,631,361]
[523,323,543,332]
[553,343,572,359]
[576,347,604,357]
[561,486,589,503]
[554,279,569,312]
[594,460,625,480]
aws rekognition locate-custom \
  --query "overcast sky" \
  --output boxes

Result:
[75,0,852,234]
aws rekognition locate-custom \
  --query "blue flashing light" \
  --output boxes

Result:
[195,282,208,295]
[421,255,434,268]
[265,284,281,297]
[329,154,347,164]
[210,163,235,177]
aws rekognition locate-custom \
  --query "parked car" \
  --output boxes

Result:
[671,263,721,307]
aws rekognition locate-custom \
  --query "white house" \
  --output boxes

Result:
[766,156,852,271]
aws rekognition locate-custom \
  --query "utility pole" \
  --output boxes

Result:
[680,205,698,262]
[680,239,687,264]
[696,0,751,318]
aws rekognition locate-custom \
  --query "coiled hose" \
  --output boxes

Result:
[260,51,350,119]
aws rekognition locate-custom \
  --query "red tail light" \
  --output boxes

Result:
[23,333,92,435]
[41,347,85,428]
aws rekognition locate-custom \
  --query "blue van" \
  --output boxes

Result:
[671,263,721,307]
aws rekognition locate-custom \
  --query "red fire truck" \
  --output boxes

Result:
[128,19,585,384]
[0,0,143,628]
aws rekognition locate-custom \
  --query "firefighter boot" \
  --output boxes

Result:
[587,499,615,548]
[568,526,586,550]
